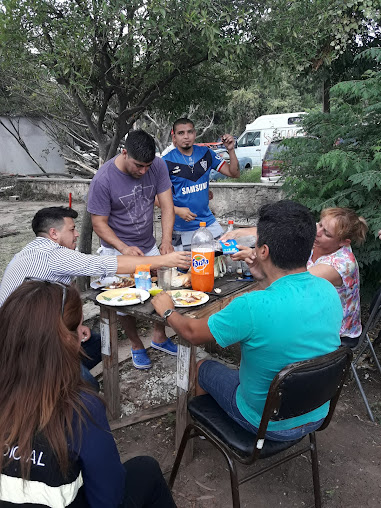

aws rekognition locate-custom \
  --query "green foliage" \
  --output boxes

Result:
[282,47,381,293]
[224,167,261,183]
[0,0,252,160]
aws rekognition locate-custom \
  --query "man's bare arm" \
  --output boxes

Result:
[157,188,175,254]
[218,134,240,178]
[91,214,144,256]
[152,292,214,345]
[155,195,197,223]
[116,251,191,274]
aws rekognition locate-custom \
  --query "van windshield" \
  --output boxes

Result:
[237,131,260,147]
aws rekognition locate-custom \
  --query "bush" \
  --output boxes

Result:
[282,48,381,295]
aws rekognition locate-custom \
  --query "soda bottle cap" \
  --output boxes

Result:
[199,222,206,227]
[228,220,234,224]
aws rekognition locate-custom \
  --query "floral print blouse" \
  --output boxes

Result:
[307,245,361,338]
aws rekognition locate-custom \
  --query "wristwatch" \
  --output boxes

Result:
[163,308,176,321]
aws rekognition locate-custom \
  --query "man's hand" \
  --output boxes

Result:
[77,324,91,343]
[231,245,253,262]
[160,241,174,255]
[120,245,145,256]
[152,291,175,317]
[378,229,381,240]
[177,207,197,222]
[164,251,191,270]
[245,249,266,282]
[221,134,236,152]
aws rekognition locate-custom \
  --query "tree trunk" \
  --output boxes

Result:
[77,139,115,290]
[322,80,330,113]
[77,206,94,291]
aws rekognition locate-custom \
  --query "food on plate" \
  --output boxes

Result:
[169,290,204,306]
[99,292,138,302]
[171,271,191,288]
[104,277,135,290]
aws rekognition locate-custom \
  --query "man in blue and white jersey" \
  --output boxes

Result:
[162,118,240,250]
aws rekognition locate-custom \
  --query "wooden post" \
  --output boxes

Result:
[100,305,120,420]
[175,336,196,465]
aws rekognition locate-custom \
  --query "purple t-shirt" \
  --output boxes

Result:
[87,156,171,253]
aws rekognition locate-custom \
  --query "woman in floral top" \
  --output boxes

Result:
[307,208,368,347]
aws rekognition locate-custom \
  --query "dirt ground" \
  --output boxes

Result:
[1,197,381,508]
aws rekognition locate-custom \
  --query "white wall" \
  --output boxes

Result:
[0,117,66,175]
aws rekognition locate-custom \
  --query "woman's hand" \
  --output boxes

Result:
[78,324,91,343]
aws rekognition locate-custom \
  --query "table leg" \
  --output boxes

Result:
[176,335,196,464]
[100,306,120,420]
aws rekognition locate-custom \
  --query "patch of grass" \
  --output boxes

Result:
[224,166,261,183]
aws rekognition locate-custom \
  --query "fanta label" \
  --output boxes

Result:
[192,254,209,272]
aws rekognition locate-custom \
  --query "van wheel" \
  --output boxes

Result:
[245,163,251,169]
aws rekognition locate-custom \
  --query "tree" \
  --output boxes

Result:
[0,0,252,163]
[282,47,381,293]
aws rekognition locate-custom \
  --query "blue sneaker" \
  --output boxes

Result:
[131,349,152,369]
[151,338,178,356]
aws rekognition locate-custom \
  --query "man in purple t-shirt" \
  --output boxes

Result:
[87,130,177,369]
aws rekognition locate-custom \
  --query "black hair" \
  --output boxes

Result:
[32,207,78,236]
[257,200,316,270]
[124,130,156,162]
[172,118,195,133]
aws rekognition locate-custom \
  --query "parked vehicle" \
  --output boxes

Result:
[234,112,305,169]
[261,139,290,183]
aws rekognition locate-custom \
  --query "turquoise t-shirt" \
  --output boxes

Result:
[207,272,342,431]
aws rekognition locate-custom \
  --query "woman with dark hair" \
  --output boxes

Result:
[307,207,368,347]
[0,280,176,507]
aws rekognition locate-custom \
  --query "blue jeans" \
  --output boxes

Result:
[80,331,102,392]
[198,360,324,442]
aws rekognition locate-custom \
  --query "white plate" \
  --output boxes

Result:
[96,288,150,306]
[91,276,135,290]
[90,276,119,290]
[167,290,209,308]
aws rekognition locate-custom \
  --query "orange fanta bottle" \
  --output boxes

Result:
[191,222,215,292]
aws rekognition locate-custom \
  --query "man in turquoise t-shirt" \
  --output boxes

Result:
[152,200,343,441]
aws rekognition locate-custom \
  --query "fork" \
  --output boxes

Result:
[135,291,144,304]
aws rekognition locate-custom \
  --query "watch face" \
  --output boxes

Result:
[163,309,173,319]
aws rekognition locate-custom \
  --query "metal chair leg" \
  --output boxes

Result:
[351,363,375,422]
[309,432,322,508]
[168,424,195,489]
[367,337,381,375]
[217,443,240,508]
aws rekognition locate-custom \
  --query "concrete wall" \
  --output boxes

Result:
[209,182,284,226]
[12,178,284,228]
[0,117,66,175]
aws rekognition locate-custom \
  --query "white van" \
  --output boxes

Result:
[234,112,306,169]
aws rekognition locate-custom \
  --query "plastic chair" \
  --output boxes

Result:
[169,348,352,508]
[350,287,381,422]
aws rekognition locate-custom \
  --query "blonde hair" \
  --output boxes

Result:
[320,208,368,246]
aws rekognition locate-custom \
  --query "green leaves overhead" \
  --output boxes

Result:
[282,47,381,292]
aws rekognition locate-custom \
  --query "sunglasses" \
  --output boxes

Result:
[24,278,68,316]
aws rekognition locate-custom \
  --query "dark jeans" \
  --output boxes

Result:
[121,456,176,508]
[80,331,102,392]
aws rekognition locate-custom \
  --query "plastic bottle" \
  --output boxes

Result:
[226,220,234,233]
[225,220,239,275]
[191,222,215,292]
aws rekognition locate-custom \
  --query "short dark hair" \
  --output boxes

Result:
[32,207,78,236]
[172,118,195,133]
[124,130,156,162]
[257,200,316,270]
